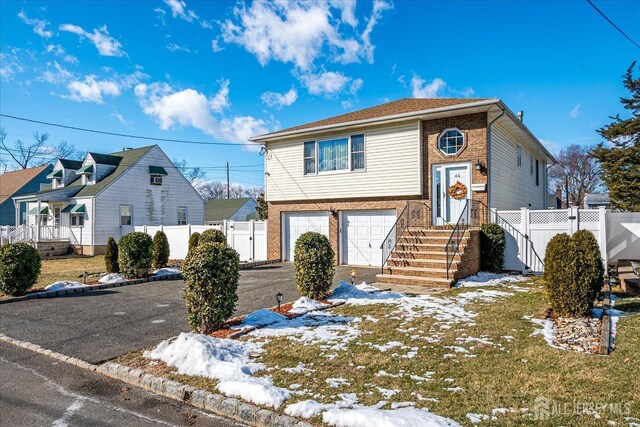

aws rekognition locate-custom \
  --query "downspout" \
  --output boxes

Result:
[91,196,96,256]
[487,106,506,212]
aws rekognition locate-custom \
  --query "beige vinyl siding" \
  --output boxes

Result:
[490,123,546,210]
[94,146,204,245]
[265,121,421,201]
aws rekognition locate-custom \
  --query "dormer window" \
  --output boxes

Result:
[149,166,168,185]
[47,169,63,188]
[77,164,94,185]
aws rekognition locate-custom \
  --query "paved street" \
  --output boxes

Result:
[0,263,378,364]
[0,341,245,427]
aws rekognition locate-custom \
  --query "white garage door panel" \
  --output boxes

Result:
[343,210,396,267]
[285,212,330,261]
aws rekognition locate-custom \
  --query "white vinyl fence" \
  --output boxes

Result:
[120,220,267,261]
[492,207,640,273]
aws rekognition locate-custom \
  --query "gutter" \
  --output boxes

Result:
[250,98,500,142]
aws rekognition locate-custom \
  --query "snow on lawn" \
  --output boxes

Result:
[524,315,561,349]
[44,281,87,291]
[144,332,290,408]
[455,272,527,289]
[289,297,330,314]
[99,273,125,284]
[144,276,525,420]
[152,267,181,276]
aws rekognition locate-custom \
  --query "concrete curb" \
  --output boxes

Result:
[0,273,183,305]
[0,333,312,427]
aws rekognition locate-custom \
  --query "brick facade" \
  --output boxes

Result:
[423,112,489,210]
[267,196,421,263]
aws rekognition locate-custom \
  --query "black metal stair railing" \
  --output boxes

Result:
[445,200,488,279]
[380,201,431,273]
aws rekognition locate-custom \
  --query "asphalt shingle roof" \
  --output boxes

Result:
[205,198,252,222]
[0,164,52,204]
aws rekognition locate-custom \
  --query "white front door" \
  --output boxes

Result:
[432,163,471,224]
[284,212,330,261]
[342,210,396,266]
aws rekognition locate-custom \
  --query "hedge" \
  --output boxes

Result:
[183,242,240,333]
[105,237,119,273]
[118,232,153,278]
[152,230,170,269]
[480,223,505,273]
[294,232,335,299]
[0,243,41,296]
[199,229,226,246]
[188,232,200,256]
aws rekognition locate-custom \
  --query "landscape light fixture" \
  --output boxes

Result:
[83,271,88,284]
[275,292,283,310]
[350,269,357,285]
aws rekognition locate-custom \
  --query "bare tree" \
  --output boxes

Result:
[173,158,207,187]
[243,186,264,200]
[549,144,603,206]
[0,128,83,169]
[199,181,228,200]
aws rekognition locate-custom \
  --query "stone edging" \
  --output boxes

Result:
[0,332,311,427]
[0,273,183,305]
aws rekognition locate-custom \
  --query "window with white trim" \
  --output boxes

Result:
[120,205,132,226]
[150,175,163,185]
[303,134,365,174]
[178,207,187,225]
[438,129,465,155]
[303,141,316,175]
[71,214,84,226]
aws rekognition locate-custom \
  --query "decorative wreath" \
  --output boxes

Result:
[447,181,467,200]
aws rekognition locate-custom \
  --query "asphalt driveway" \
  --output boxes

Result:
[0,263,378,364]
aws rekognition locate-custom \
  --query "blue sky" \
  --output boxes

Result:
[1,0,638,188]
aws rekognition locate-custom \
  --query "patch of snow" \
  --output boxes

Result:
[466,413,495,424]
[375,387,400,399]
[282,362,310,373]
[326,377,350,388]
[446,387,463,392]
[355,281,379,292]
[99,273,125,284]
[152,267,181,276]
[525,316,563,350]
[375,370,402,378]
[143,333,289,408]
[285,400,330,418]
[456,272,526,288]
[391,402,415,409]
[328,281,404,305]
[370,341,404,352]
[240,309,286,327]
[289,297,329,314]
[44,281,86,291]
[491,407,517,415]
[322,407,461,427]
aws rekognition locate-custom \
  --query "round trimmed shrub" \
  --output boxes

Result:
[118,232,153,278]
[0,243,41,296]
[105,237,119,273]
[480,223,505,273]
[294,232,335,299]
[188,232,200,256]
[199,229,226,246]
[183,242,240,333]
[152,230,170,269]
[543,232,604,317]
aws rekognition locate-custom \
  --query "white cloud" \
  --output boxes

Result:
[0,53,24,81]
[18,10,53,38]
[135,81,267,148]
[211,38,224,52]
[221,1,388,70]
[112,113,128,124]
[410,75,474,98]
[261,88,298,108]
[39,61,73,84]
[349,78,363,95]
[361,0,392,63]
[570,103,581,118]
[299,70,360,96]
[63,75,121,103]
[167,43,191,53]
[162,0,211,29]
[59,23,125,57]
[341,100,353,109]
[411,76,446,98]
[540,139,561,155]
[45,44,79,63]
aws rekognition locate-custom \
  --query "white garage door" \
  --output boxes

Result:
[342,210,396,267]
[284,212,330,261]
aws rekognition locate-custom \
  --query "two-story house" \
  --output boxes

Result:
[10,145,204,256]
[250,98,555,287]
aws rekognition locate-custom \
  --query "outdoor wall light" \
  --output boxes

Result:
[275,292,283,310]
[475,159,484,172]
[329,208,337,217]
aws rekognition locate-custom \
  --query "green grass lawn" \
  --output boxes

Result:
[118,279,640,426]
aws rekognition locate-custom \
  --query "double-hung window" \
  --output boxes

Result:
[535,159,540,186]
[304,134,365,175]
[120,205,132,226]
[71,214,84,226]
[178,207,187,225]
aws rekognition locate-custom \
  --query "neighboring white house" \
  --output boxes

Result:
[11,145,204,255]
[250,98,555,287]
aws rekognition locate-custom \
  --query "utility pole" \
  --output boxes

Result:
[226,161,230,199]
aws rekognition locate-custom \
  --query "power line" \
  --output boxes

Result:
[586,0,640,49]
[0,113,264,147]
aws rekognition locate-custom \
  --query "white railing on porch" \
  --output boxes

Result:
[3,225,84,245]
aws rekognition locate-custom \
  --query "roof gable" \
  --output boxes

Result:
[205,198,252,221]
[0,165,52,204]
[58,159,83,169]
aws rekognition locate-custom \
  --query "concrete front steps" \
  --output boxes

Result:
[376,228,479,289]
